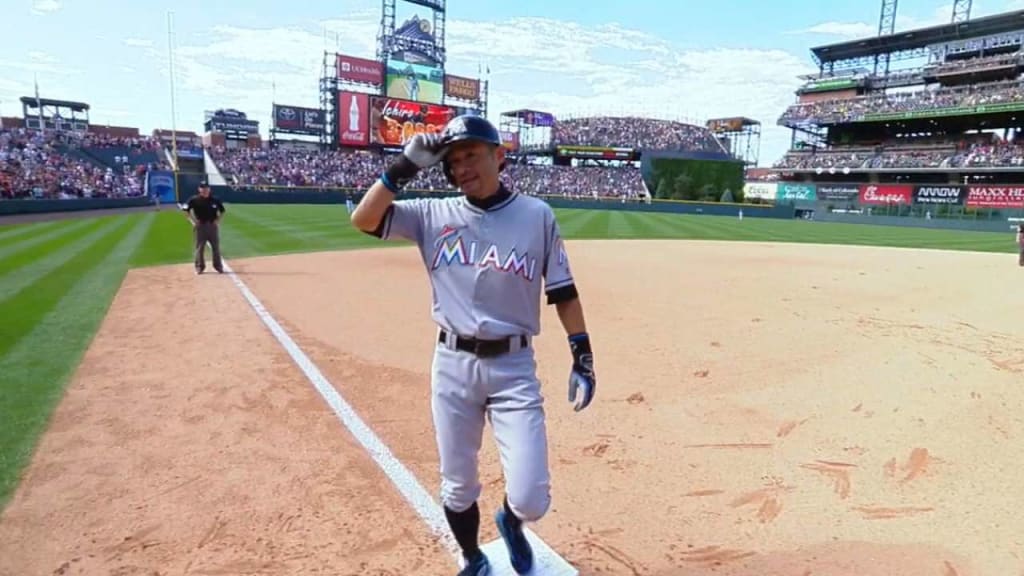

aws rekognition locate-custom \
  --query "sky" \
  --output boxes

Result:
[4,0,1024,166]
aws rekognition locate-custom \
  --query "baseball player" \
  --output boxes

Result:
[1017,223,1023,266]
[350,115,596,576]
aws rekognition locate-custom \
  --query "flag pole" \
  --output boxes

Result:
[167,11,180,203]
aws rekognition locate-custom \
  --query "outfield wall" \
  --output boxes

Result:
[203,186,796,219]
[810,210,1020,233]
[0,196,153,216]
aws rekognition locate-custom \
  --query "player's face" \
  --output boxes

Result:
[446,141,504,198]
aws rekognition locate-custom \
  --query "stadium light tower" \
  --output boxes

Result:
[952,0,972,23]
[874,0,898,76]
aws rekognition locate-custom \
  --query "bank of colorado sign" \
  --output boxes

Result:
[913,185,964,205]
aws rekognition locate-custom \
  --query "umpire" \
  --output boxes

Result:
[182,179,226,274]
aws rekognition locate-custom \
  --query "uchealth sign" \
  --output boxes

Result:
[776,183,816,201]
[742,182,776,201]
[965,185,1024,208]
[913,185,965,205]
[859,184,912,205]
[817,184,859,201]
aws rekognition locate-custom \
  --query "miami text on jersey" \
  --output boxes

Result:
[431,235,538,281]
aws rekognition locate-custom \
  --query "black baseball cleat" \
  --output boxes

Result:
[457,551,490,575]
[214,267,224,274]
[495,507,533,574]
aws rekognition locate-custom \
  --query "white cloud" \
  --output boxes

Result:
[124,38,153,48]
[157,12,810,165]
[30,0,60,15]
[789,21,877,39]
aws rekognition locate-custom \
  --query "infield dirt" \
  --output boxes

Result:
[1,239,1022,576]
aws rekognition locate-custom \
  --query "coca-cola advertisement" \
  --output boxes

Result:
[338,92,370,147]
[858,184,912,205]
[965,185,1024,208]
[369,96,456,146]
[336,54,384,85]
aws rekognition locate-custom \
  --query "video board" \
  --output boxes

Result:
[385,58,443,104]
[369,96,456,146]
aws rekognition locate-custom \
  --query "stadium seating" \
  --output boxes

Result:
[0,128,155,199]
[208,145,646,199]
[552,116,725,153]
[779,77,1024,127]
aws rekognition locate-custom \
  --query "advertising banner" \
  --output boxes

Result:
[204,108,259,140]
[817,184,860,201]
[369,96,456,146]
[965,185,1024,208]
[776,183,817,201]
[338,92,370,147]
[337,54,384,85]
[273,105,324,135]
[499,130,519,151]
[913,184,965,205]
[742,182,777,201]
[555,145,638,161]
[858,184,912,205]
[385,58,443,104]
[444,74,481,101]
[522,110,555,127]
[144,170,176,204]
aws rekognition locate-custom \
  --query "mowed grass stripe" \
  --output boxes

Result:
[220,206,390,258]
[0,217,136,359]
[554,209,607,238]
[0,219,118,299]
[130,210,196,268]
[0,220,65,243]
[0,212,154,509]
[0,219,96,263]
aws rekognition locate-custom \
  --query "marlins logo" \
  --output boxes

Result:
[430,225,537,281]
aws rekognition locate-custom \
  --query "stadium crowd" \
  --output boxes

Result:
[0,128,162,199]
[774,132,1024,171]
[552,116,725,153]
[208,146,646,198]
[779,78,1024,125]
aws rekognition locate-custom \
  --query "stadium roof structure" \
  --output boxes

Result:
[19,97,90,112]
[810,9,1024,67]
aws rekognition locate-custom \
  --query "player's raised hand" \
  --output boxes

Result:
[568,333,596,412]
[403,133,447,169]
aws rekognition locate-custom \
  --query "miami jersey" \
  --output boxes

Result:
[375,189,575,339]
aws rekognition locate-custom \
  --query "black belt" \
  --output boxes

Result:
[439,329,528,358]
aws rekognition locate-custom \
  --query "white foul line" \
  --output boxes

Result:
[221,261,462,559]
[221,259,577,575]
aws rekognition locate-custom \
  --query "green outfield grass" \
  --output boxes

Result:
[0,203,1018,511]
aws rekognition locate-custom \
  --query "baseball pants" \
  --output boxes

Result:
[194,222,223,271]
[430,340,552,522]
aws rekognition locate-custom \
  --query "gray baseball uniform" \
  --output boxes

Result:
[373,187,574,521]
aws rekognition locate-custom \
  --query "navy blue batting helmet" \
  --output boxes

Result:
[439,115,505,184]
[440,114,501,147]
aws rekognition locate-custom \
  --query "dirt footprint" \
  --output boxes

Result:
[800,460,855,499]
